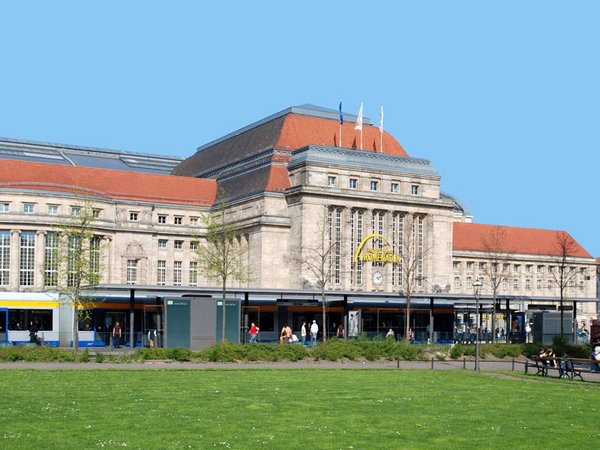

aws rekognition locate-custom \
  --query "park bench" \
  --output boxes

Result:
[560,357,599,381]
[526,356,564,378]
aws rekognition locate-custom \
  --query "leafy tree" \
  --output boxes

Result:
[47,197,104,352]
[194,193,250,342]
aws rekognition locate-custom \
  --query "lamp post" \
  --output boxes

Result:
[473,280,483,371]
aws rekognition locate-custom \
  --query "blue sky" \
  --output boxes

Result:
[1,1,598,256]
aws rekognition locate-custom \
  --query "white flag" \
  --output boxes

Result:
[379,105,384,133]
[354,103,363,131]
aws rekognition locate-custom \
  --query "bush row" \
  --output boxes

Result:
[0,338,593,363]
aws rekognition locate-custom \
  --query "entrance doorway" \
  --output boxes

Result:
[105,312,126,347]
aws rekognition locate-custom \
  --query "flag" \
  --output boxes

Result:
[379,106,384,133]
[355,103,363,131]
[339,100,344,125]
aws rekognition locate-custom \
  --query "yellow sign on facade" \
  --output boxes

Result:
[353,234,401,264]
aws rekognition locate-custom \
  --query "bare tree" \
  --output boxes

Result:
[195,192,250,342]
[480,226,510,343]
[550,231,580,338]
[48,197,104,353]
[398,214,431,342]
[292,207,344,342]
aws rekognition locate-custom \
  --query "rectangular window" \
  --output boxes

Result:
[0,230,10,285]
[349,178,358,189]
[67,236,80,288]
[327,176,337,188]
[501,279,508,290]
[466,261,474,272]
[479,262,486,271]
[525,278,531,290]
[189,261,198,286]
[71,207,80,217]
[173,261,182,286]
[92,209,101,219]
[411,185,420,195]
[48,205,59,215]
[174,240,183,250]
[514,264,520,273]
[8,309,52,331]
[190,241,198,250]
[158,239,167,249]
[547,279,553,290]
[129,212,139,221]
[0,203,10,213]
[537,265,544,274]
[44,232,58,287]
[391,183,399,193]
[453,277,460,289]
[190,217,199,225]
[513,279,519,290]
[126,260,138,285]
[370,180,379,191]
[526,265,532,273]
[174,216,183,225]
[466,277,472,289]
[19,231,35,286]
[453,261,460,272]
[158,215,167,224]
[503,263,509,273]
[90,236,101,278]
[23,204,34,214]
[536,279,542,290]
[157,260,166,286]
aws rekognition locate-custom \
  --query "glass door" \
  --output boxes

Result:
[105,312,127,348]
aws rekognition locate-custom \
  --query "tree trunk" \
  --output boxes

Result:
[221,278,227,342]
[405,296,411,342]
[492,291,497,344]
[72,305,79,353]
[321,289,327,342]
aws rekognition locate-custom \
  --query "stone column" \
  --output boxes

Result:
[10,230,19,289]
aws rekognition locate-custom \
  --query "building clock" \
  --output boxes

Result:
[373,271,383,285]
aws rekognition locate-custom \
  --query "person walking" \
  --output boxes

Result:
[301,322,307,345]
[112,322,122,348]
[249,322,259,343]
[310,320,319,348]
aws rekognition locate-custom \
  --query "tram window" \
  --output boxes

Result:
[78,311,93,331]
[246,311,274,332]
[8,309,53,331]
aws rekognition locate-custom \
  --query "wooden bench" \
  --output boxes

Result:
[561,358,599,381]
[526,356,564,378]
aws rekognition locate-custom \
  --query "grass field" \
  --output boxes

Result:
[0,369,598,449]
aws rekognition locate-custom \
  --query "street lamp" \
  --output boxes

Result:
[472,280,483,371]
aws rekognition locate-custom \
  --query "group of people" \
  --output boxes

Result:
[248,320,320,347]
[537,346,558,368]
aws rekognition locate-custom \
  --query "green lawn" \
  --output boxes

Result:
[0,370,598,449]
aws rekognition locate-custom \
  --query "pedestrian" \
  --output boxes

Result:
[310,320,318,348]
[249,322,259,343]
[112,322,122,348]
[301,322,307,345]
[336,324,345,339]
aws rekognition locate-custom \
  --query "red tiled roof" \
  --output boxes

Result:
[0,159,216,206]
[265,164,291,192]
[453,223,592,258]
[276,114,408,156]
